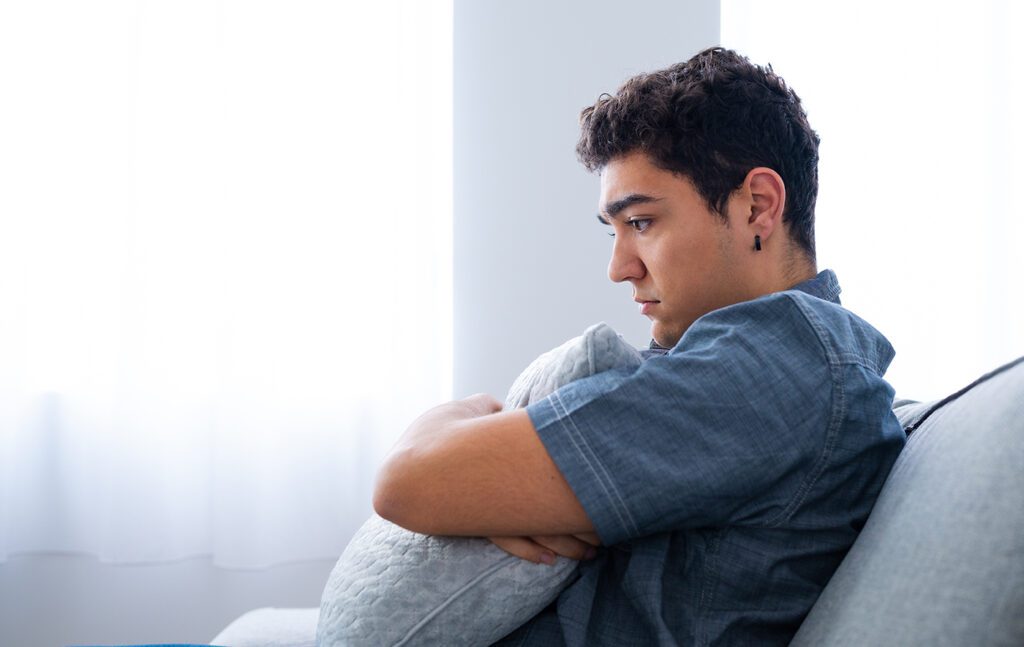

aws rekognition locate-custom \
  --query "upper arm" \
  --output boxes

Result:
[521,297,836,544]
[374,408,595,537]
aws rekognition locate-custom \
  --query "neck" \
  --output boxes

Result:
[783,256,818,289]
[746,252,817,301]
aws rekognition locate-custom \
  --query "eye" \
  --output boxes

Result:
[627,218,651,233]
[606,218,652,238]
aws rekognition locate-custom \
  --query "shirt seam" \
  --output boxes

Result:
[696,528,724,646]
[549,391,640,540]
[785,291,883,372]
[765,293,847,527]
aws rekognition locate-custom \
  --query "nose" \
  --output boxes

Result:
[607,235,645,283]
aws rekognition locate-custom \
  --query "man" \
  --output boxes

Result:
[374,47,906,645]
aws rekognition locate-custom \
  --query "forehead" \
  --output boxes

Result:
[598,152,696,213]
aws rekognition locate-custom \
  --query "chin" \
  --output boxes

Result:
[650,327,679,350]
[651,321,685,349]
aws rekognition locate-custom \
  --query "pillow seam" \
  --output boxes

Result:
[393,553,528,645]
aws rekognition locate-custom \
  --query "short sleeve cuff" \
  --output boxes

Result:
[526,391,639,546]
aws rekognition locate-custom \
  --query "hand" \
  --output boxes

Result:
[454,393,503,418]
[489,533,601,565]
[405,393,502,433]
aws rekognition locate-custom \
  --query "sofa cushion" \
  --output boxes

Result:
[791,356,1024,646]
[209,607,318,647]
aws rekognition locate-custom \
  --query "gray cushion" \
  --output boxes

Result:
[791,357,1024,646]
[316,323,642,647]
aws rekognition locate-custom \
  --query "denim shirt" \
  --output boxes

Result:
[495,270,906,646]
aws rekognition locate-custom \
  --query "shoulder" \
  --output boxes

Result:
[674,290,827,369]
[677,289,894,376]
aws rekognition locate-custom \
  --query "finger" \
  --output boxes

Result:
[463,393,503,415]
[573,532,603,547]
[532,535,599,561]
[488,536,558,565]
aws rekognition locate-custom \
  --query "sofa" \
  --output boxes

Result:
[211,355,1024,646]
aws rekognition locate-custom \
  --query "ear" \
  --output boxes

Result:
[743,167,786,243]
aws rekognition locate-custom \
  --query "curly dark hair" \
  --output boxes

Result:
[577,47,820,259]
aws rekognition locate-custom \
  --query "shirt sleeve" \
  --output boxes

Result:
[525,294,837,546]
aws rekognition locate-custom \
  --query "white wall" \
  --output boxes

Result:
[722,0,1024,402]
[0,2,721,645]
[454,0,721,398]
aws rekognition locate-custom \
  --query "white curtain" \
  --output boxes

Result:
[722,0,1024,401]
[0,0,452,569]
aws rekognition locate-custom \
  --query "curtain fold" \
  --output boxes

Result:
[0,0,452,568]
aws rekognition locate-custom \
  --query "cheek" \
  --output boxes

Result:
[651,236,700,279]
[648,236,682,268]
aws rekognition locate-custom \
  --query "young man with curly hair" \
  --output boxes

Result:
[374,47,905,645]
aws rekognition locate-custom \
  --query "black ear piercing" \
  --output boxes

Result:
[754,235,762,251]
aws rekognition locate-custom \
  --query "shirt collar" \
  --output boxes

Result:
[790,269,842,305]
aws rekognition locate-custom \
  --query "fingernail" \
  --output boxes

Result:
[584,547,598,560]
[540,552,556,566]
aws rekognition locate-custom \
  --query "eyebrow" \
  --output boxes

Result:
[596,193,662,224]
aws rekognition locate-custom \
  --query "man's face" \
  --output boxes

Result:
[598,151,754,348]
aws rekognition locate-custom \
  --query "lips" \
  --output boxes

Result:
[634,298,660,315]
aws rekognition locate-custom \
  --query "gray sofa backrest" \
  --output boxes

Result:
[791,357,1024,646]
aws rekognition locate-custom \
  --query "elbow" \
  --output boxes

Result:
[372,460,404,523]
[372,488,405,529]
[373,455,427,533]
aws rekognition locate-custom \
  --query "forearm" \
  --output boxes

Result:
[373,395,502,530]
[373,394,594,538]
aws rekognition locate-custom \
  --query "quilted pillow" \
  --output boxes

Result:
[316,322,642,647]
